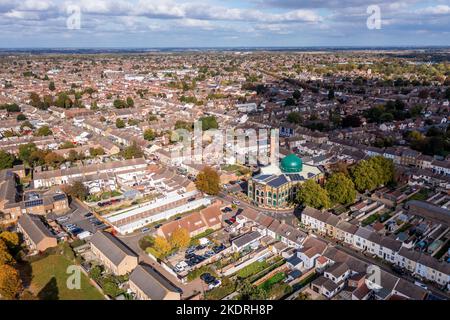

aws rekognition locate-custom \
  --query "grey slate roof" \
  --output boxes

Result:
[18,214,55,244]
[90,231,138,265]
[232,231,262,248]
[129,264,180,300]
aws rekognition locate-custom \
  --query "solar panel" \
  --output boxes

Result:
[267,175,288,188]
[25,199,44,208]
[53,194,67,201]
[254,174,271,181]
[288,174,303,181]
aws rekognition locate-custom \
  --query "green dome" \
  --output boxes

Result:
[280,154,303,173]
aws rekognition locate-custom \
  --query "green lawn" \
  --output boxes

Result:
[30,254,104,300]
[236,260,269,279]
[258,272,286,291]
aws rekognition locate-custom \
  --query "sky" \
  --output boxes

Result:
[0,0,449,48]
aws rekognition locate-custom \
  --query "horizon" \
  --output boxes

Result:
[1,1,449,47]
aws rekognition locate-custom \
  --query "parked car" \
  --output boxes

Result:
[200,273,215,284]
[185,253,195,260]
[141,227,150,233]
[154,224,163,229]
[213,244,226,253]
[186,247,196,254]
[232,200,240,205]
[208,279,221,290]
[414,281,428,290]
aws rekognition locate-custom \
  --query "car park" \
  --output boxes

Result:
[185,253,195,260]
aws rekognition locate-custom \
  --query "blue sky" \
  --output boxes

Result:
[0,0,449,48]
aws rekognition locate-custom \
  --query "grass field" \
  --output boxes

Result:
[30,254,104,300]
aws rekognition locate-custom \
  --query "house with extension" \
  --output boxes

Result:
[90,231,139,275]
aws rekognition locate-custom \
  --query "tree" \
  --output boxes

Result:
[29,92,43,109]
[18,143,38,165]
[153,236,172,257]
[113,99,127,109]
[0,246,14,266]
[0,264,22,299]
[16,113,27,121]
[350,159,378,192]
[143,128,156,141]
[0,232,19,250]
[0,151,14,170]
[29,150,47,167]
[48,81,56,91]
[44,152,65,167]
[325,173,357,206]
[89,147,105,157]
[115,118,125,128]
[65,181,88,201]
[169,228,190,249]
[200,116,218,131]
[34,125,52,137]
[369,156,395,186]
[296,180,331,209]
[67,150,80,162]
[342,114,362,128]
[55,92,72,109]
[126,96,134,108]
[287,112,302,124]
[121,141,144,159]
[195,166,221,195]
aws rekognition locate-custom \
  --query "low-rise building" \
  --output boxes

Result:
[90,231,139,275]
[17,214,57,252]
[128,264,181,300]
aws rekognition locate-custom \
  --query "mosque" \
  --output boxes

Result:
[247,152,324,209]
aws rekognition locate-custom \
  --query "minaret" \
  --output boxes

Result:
[270,128,279,167]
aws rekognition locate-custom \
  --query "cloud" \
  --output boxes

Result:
[416,5,450,15]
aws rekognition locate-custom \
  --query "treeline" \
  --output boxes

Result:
[406,126,450,157]
[0,232,23,299]
[296,156,395,210]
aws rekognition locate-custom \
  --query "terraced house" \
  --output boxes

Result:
[90,231,139,276]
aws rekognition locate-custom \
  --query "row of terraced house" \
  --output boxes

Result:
[301,207,450,290]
